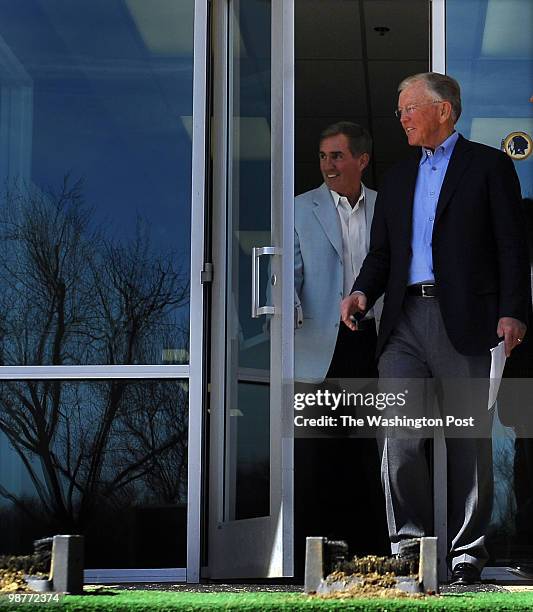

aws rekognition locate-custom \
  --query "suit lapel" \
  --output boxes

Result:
[312,184,343,259]
[435,134,474,224]
[398,156,419,247]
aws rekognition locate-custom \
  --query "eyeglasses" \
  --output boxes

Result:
[394,100,442,119]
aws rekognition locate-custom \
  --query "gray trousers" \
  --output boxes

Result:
[378,295,492,569]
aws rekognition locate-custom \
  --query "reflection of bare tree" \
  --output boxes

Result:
[93,222,189,365]
[0,176,189,365]
[0,177,96,365]
[0,177,189,537]
[0,380,188,531]
[117,382,189,504]
[490,439,516,540]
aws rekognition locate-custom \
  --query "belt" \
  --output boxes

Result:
[406,283,438,298]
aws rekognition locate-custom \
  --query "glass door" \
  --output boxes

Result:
[445,0,533,580]
[208,0,294,578]
[431,0,533,582]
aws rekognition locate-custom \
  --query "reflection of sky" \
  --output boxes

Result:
[447,0,532,196]
[0,0,193,310]
[231,2,272,365]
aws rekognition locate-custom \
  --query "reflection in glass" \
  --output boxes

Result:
[0,1,194,364]
[231,383,270,520]
[489,416,517,562]
[447,0,533,565]
[447,0,532,197]
[224,0,271,521]
[0,379,188,568]
[488,413,533,566]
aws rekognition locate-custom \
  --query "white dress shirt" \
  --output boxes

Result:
[330,184,374,318]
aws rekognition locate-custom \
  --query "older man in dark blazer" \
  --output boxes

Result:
[341,72,530,584]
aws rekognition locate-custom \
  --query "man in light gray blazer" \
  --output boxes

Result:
[294,122,387,573]
[295,122,381,383]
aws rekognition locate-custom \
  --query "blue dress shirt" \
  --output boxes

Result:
[408,131,459,286]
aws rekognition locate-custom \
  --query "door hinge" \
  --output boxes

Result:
[201,262,214,284]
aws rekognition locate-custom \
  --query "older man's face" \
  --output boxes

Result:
[398,81,446,149]
[319,134,368,201]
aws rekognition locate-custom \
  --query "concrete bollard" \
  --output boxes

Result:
[51,535,84,594]
[304,537,325,594]
[419,537,438,594]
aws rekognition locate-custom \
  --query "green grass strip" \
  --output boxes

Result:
[3,590,533,611]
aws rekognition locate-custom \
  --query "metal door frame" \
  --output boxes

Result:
[0,0,209,585]
[207,0,294,579]
[430,0,449,584]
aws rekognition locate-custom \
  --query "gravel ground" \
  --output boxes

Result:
[104,581,533,594]
[111,583,304,593]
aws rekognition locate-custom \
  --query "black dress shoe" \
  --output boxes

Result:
[450,563,481,585]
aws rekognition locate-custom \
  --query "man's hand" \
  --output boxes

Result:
[340,292,367,331]
[497,317,527,357]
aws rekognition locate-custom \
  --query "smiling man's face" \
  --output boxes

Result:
[319,134,368,203]
[398,81,449,150]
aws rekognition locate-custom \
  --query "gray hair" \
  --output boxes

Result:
[398,72,462,122]
[319,121,372,156]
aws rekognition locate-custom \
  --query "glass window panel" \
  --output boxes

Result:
[233,382,270,520]
[224,0,271,522]
[447,0,533,197]
[0,379,188,569]
[488,412,533,566]
[447,0,533,566]
[0,0,194,365]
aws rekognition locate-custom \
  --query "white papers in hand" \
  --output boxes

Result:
[488,340,506,409]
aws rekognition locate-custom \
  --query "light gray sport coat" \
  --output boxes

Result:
[294,182,382,382]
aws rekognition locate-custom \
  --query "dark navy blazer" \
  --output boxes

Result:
[353,134,530,357]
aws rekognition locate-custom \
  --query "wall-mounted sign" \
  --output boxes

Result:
[502,131,532,161]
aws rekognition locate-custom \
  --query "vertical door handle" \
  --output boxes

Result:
[251,246,282,318]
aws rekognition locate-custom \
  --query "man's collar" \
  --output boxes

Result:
[420,131,459,165]
[330,183,366,210]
